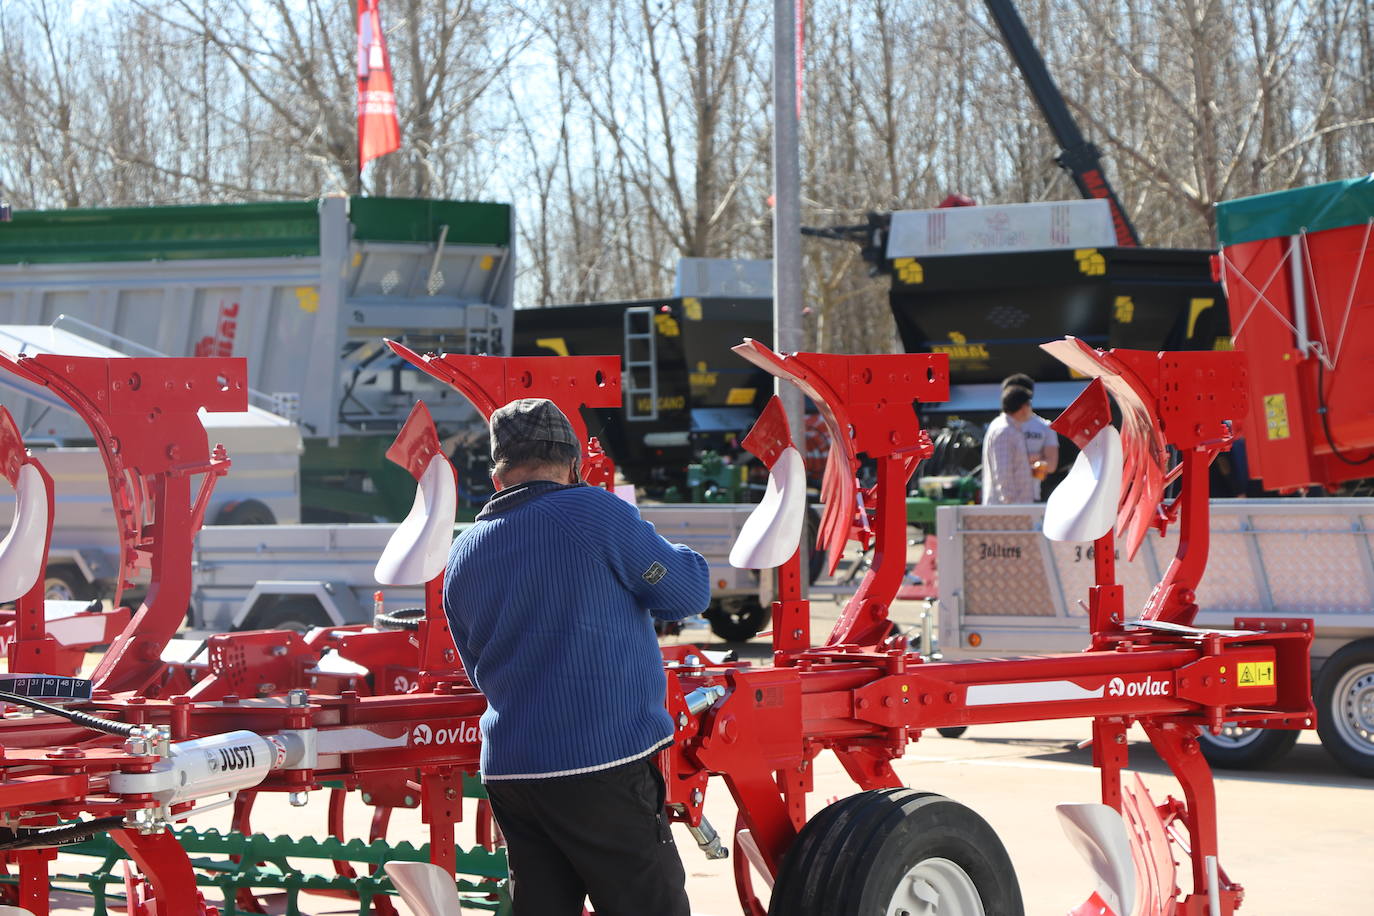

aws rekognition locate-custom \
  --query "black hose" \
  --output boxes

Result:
[0,691,137,737]
[1316,361,1373,466]
[374,607,425,631]
[0,815,127,851]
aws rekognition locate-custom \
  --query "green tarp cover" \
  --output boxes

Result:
[0,197,510,264]
[1216,175,1374,248]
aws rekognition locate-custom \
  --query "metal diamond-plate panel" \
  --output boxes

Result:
[1196,513,1264,613]
[1048,538,1160,618]
[961,515,1055,617]
[963,512,1041,532]
[1256,514,1373,613]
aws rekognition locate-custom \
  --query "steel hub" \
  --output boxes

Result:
[1331,662,1374,755]
[887,857,985,916]
[1208,722,1262,747]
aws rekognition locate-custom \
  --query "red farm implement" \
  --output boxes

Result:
[0,335,1312,916]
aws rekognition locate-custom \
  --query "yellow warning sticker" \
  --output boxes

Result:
[726,387,757,405]
[1237,662,1275,687]
[1263,394,1290,440]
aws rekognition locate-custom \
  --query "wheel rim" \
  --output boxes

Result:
[887,857,985,916]
[44,577,76,601]
[1329,661,1374,757]
[1202,722,1263,748]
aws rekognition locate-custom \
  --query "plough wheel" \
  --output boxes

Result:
[767,789,1023,916]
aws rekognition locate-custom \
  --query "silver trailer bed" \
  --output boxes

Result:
[190,503,762,634]
[936,500,1374,774]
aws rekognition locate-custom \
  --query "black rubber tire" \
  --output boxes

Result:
[1196,724,1298,770]
[704,597,770,642]
[937,726,969,739]
[1315,639,1374,778]
[768,789,1023,916]
[374,607,424,631]
[242,596,330,634]
[213,498,277,526]
[43,565,94,602]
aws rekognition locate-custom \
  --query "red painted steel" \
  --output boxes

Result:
[0,340,1317,916]
[1219,221,1374,490]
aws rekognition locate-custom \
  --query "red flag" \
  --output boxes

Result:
[357,0,401,169]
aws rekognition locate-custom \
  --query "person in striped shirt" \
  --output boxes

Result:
[981,384,1039,504]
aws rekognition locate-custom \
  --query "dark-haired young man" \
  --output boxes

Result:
[982,384,1037,504]
[443,398,709,916]
[1001,373,1058,497]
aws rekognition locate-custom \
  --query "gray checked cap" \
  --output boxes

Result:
[489,398,580,462]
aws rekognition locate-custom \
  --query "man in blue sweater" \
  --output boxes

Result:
[444,398,710,916]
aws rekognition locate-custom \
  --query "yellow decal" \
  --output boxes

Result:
[1187,298,1215,338]
[635,395,686,413]
[1074,249,1106,276]
[536,337,569,357]
[726,387,757,405]
[1113,296,1134,324]
[689,361,719,391]
[1213,336,1234,351]
[654,314,681,337]
[932,331,991,362]
[683,298,703,320]
[295,287,320,314]
[893,257,924,284]
[1068,367,1089,379]
[1237,661,1275,687]
[1264,394,1290,440]
[351,252,363,268]
[480,255,495,271]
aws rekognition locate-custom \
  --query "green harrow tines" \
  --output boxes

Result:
[29,828,510,916]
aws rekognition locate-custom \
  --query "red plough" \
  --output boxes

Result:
[0,338,1312,916]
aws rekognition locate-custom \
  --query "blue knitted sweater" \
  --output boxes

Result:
[443,481,710,780]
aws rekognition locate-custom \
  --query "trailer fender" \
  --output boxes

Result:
[231,581,359,630]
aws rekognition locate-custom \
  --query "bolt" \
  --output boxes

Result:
[1115,734,1126,744]
[692,789,703,806]
[404,796,415,807]
[685,655,702,667]
[443,648,456,663]
[289,792,309,807]
[444,788,458,800]
[271,646,288,657]
[678,712,689,728]
[362,793,373,804]
[287,688,309,708]
[258,683,275,695]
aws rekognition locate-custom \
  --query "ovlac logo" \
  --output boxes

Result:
[1107,676,1170,698]
[411,721,479,747]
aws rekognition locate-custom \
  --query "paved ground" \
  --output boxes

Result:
[44,593,1371,914]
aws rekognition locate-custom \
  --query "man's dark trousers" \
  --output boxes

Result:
[484,756,692,916]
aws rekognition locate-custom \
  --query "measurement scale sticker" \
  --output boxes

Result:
[1237,662,1275,687]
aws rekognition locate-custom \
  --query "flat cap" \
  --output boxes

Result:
[489,398,580,462]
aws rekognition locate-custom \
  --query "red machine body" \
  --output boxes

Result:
[0,338,1317,916]
[1217,179,1374,491]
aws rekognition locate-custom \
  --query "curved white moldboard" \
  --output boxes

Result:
[1044,425,1123,543]
[374,454,457,586]
[0,464,49,603]
[729,447,806,571]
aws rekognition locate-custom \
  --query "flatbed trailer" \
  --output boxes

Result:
[937,499,1374,774]
[189,503,766,636]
